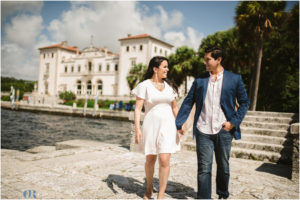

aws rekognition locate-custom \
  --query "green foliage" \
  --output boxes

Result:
[126,63,148,91]
[1,76,35,101]
[1,77,36,93]
[168,46,201,94]
[1,96,10,101]
[59,91,76,102]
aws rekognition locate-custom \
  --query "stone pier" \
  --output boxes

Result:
[1,140,299,199]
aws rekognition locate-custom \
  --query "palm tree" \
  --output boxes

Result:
[126,63,147,91]
[235,1,286,110]
[168,46,197,94]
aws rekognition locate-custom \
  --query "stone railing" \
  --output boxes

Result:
[291,123,299,181]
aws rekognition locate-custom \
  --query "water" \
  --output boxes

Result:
[1,108,131,151]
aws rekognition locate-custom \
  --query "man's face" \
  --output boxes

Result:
[204,52,220,72]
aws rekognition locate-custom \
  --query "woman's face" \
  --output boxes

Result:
[154,60,169,79]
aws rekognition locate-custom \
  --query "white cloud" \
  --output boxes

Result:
[5,14,44,48]
[164,27,205,51]
[1,1,203,81]
[1,1,43,21]
[47,2,184,52]
[156,5,183,31]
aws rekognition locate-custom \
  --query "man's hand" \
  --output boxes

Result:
[222,121,234,132]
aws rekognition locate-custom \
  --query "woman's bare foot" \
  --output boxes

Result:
[143,187,153,199]
[157,192,164,199]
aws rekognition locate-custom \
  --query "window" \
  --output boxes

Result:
[88,62,92,72]
[126,46,129,52]
[106,64,110,71]
[78,65,81,72]
[87,81,92,95]
[131,59,136,67]
[97,80,103,95]
[65,66,68,73]
[99,64,102,71]
[160,48,162,54]
[52,53,54,58]
[45,82,48,95]
[71,66,74,72]
[140,45,143,51]
[43,54,45,59]
[165,50,167,56]
[45,63,49,74]
[77,81,81,95]
[133,46,136,51]
[115,64,118,71]
[154,46,157,53]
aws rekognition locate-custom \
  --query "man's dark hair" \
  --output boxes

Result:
[205,46,224,65]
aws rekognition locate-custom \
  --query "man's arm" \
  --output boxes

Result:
[229,75,250,128]
[176,80,197,130]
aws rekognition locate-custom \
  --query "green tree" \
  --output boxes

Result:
[126,63,147,91]
[257,3,299,112]
[235,1,286,110]
[168,46,199,94]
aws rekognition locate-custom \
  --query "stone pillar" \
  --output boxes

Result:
[291,123,299,181]
[129,112,139,152]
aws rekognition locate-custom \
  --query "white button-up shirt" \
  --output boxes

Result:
[197,70,227,134]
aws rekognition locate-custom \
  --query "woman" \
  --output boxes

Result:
[132,56,181,199]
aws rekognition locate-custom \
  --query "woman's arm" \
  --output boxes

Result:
[134,97,144,144]
[171,98,179,118]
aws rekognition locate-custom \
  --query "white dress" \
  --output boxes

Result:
[132,79,181,155]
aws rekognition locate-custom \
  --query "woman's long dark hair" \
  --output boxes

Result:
[142,56,178,94]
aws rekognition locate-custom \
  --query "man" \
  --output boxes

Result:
[176,46,250,199]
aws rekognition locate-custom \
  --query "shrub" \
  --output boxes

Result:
[1,95,10,101]
[59,91,76,102]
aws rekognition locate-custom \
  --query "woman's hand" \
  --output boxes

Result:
[135,129,142,144]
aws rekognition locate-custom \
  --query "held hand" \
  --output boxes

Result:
[135,130,142,144]
[222,121,234,132]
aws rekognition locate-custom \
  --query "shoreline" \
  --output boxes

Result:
[1,101,133,121]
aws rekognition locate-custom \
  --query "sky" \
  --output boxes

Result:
[1,1,298,81]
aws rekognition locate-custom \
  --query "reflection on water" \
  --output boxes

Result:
[1,108,131,151]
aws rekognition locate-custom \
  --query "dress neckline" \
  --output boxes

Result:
[148,79,166,93]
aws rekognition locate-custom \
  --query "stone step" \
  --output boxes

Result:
[241,121,290,131]
[232,140,292,153]
[241,127,289,137]
[231,147,291,164]
[244,115,293,124]
[246,111,297,118]
[241,134,290,145]
[181,142,291,163]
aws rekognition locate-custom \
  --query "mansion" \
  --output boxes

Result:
[37,34,173,99]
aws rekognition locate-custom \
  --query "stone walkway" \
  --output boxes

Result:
[1,140,299,199]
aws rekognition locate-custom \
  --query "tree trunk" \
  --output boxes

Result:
[249,38,264,111]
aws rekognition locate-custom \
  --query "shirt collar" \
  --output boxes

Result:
[209,69,224,82]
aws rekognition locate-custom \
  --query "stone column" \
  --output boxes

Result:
[291,123,299,181]
[129,112,139,152]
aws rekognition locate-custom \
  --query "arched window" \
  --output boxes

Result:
[87,80,92,95]
[77,81,81,95]
[97,80,103,95]
[88,62,92,72]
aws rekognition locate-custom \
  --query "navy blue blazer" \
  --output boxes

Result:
[175,70,250,140]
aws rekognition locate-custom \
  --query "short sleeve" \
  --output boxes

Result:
[132,82,146,99]
[172,91,178,100]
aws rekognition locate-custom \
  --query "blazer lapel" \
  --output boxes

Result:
[202,74,210,103]
[221,70,228,103]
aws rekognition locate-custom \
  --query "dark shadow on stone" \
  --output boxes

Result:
[256,162,292,179]
[103,174,196,199]
[119,145,130,150]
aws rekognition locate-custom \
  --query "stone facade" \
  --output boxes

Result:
[37,34,173,99]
